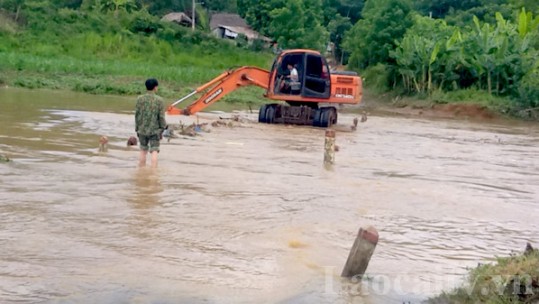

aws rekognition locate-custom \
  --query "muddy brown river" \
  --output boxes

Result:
[1,87,538,303]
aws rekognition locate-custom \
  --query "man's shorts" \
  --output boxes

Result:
[138,133,160,152]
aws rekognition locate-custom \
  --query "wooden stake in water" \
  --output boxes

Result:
[324,129,336,165]
[341,226,379,278]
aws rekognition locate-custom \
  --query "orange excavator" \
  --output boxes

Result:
[166,49,362,127]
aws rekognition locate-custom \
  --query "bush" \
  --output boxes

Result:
[235,33,248,48]
[249,38,266,52]
[53,8,84,24]
[360,63,392,93]
[129,12,162,35]
[430,88,514,113]
[518,68,539,109]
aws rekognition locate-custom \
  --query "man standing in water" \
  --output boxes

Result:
[135,78,167,168]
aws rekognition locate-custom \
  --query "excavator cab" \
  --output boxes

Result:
[270,50,331,100]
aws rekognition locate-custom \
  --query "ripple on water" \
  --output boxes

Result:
[1,93,538,303]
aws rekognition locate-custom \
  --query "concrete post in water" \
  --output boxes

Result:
[324,129,336,165]
[341,226,379,278]
[98,136,109,153]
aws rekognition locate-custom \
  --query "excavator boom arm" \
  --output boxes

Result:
[167,66,270,115]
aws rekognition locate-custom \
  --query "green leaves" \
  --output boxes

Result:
[429,43,440,66]
[391,15,452,94]
[344,0,414,69]
[266,0,328,51]
[389,6,539,104]
[99,0,137,16]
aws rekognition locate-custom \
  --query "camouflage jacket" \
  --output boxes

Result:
[135,93,167,136]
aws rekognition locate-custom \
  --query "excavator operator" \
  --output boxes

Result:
[279,63,301,95]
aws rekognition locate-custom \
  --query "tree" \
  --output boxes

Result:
[139,0,190,16]
[268,0,328,50]
[510,0,539,14]
[322,0,364,24]
[237,0,285,36]
[0,0,25,21]
[413,0,483,18]
[444,3,515,27]
[301,0,329,50]
[391,7,539,99]
[391,16,451,94]
[327,13,352,64]
[344,0,413,69]
[202,0,236,12]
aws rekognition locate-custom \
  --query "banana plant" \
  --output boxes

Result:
[427,42,440,93]
[392,16,452,94]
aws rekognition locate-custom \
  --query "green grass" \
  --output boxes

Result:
[428,250,539,304]
[0,49,272,103]
[0,6,273,104]
[0,51,223,86]
[430,88,514,113]
[0,45,271,86]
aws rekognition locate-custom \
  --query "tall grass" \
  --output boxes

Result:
[0,50,270,103]
[428,250,539,304]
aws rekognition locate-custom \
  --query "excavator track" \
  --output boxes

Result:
[258,104,337,128]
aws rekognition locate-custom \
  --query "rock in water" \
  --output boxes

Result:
[361,112,368,123]
[127,136,138,146]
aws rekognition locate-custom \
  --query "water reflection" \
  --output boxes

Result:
[128,167,163,209]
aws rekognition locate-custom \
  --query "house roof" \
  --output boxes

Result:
[161,12,192,25]
[210,13,248,30]
[218,25,272,42]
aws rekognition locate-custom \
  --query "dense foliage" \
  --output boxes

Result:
[234,0,539,114]
[343,0,538,114]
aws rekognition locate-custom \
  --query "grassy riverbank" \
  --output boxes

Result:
[0,6,273,104]
[428,247,539,304]
[358,70,537,120]
[0,51,270,104]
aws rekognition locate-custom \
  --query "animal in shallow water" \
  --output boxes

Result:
[98,136,108,152]
[0,154,10,163]
[127,136,138,147]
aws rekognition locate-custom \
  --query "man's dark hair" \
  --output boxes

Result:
[145,78,159,91]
